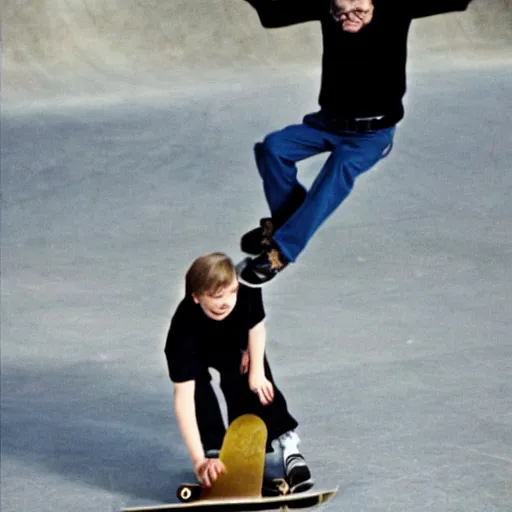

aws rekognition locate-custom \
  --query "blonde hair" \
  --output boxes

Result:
[185,252,237,297]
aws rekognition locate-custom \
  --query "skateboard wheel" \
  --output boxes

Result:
[176,484,201,503]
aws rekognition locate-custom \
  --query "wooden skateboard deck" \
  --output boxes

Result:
[202,413,267,499]
[123,488,338,511]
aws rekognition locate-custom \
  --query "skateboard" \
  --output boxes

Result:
[123,414,338,511]
[123,489,338,511]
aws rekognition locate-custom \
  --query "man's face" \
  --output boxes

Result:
[330,0,374,33]
[193,276,239,321]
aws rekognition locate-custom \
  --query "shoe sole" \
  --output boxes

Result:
[290,478,315,494]
[236,258,267,288]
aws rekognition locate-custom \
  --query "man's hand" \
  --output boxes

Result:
[249,371,275,405]
[240,350,250,375]
[194,458,226,488]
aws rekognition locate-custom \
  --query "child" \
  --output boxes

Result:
[164,252,313,493]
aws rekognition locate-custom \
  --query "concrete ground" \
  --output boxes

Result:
[1,1,511,511]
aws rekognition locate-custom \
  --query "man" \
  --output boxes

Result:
[165,252,313,492]
[238,0,473,287]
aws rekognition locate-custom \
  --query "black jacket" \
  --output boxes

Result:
[245,0,473,122]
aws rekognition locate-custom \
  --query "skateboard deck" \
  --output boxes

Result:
[202,413,268,499]
[123,488,338,511]
[123,414,337,511]
[171,414,267,503]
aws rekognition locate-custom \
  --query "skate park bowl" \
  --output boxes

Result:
[3,0,512,110]
[2,1,512,512]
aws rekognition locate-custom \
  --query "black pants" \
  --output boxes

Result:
[194,353,298,452]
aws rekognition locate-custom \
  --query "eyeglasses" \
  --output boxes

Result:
[329,7,371,22]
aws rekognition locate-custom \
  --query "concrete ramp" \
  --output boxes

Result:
[2,0,512,106]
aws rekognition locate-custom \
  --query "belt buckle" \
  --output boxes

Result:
[355,115,384,133]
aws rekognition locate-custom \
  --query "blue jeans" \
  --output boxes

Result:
[254,111,396,262]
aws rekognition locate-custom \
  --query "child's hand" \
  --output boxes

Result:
[249,372,275,405]
[240,350,250,374]
[194,458,226,488]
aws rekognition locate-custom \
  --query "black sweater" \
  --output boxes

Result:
[244,0,472,122]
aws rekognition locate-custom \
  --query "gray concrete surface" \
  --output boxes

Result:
[1,1,512,511]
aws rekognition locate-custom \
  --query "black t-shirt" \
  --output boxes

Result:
[245,0,472,122]
[164,285,265,383]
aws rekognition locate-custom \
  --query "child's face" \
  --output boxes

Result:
[192,276,239,321]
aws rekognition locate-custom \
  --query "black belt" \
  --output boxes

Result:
[329,115,397,133]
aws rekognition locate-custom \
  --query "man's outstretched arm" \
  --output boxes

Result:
[404,0,473,19]
[244,0,321,28]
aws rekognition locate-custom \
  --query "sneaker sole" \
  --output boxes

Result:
[290,478,315,494]
[236,258,269,288]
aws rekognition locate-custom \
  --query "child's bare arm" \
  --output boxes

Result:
[173,381,204,464]
[174,381,226,486]
[248,320,274,405]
